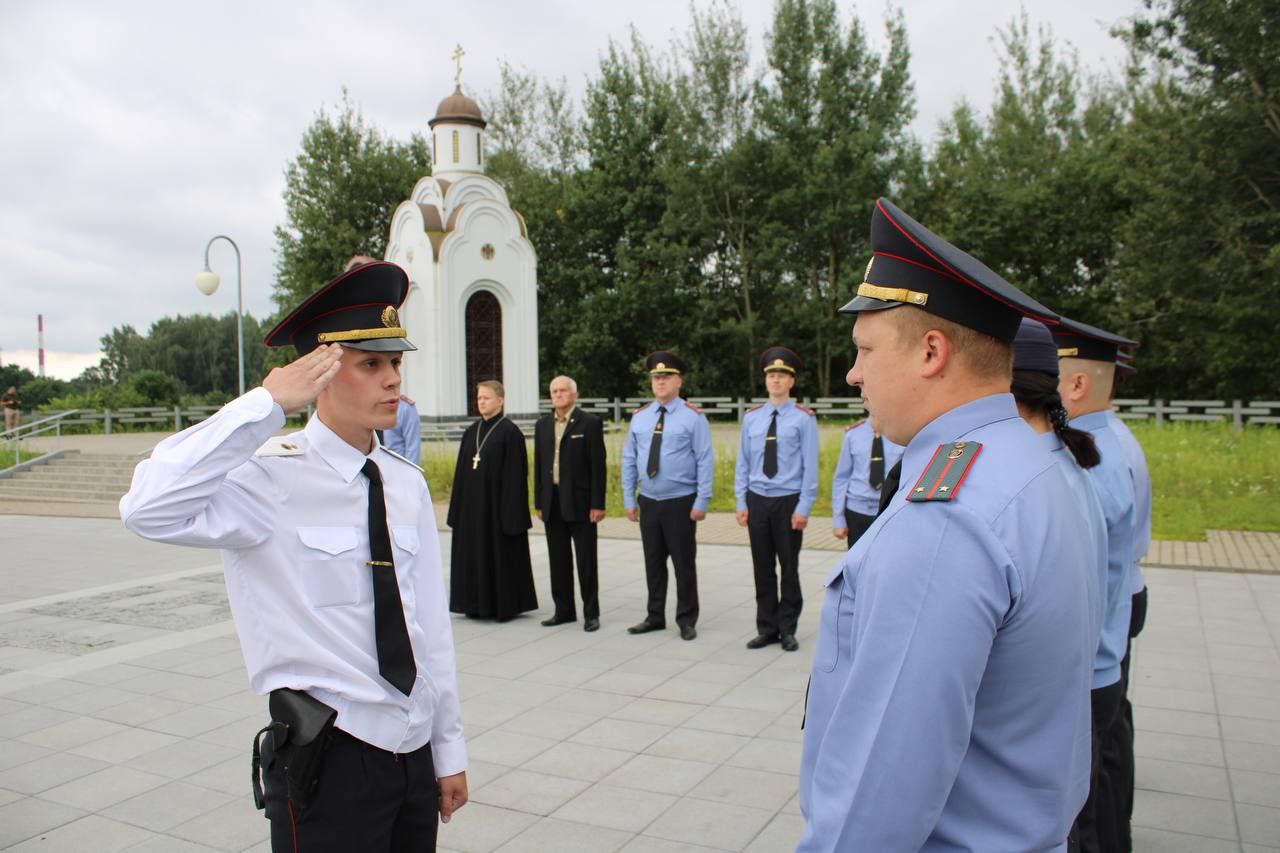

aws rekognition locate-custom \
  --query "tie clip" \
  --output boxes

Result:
[765,436,776,441]
[367,560,393,567]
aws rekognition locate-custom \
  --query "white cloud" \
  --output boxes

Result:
[2,350,103,382]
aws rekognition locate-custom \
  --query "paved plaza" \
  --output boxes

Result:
[0,513,1278,852]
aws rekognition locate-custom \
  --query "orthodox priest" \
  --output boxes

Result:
[447,380,538,621]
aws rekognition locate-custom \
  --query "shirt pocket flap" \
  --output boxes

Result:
[297,526,359,557]
[823,562,845,589]
[391,525,420,555]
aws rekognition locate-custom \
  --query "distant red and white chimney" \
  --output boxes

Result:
[38,314,45,378]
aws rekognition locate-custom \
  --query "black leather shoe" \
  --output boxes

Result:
[780,634,799,652]
[584,618,600,633]
[541,616,575,627]
[746,634,779,650]
[628,621,664,635]
[680,625,697,641]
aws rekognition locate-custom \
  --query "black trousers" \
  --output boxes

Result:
[1070,679,1125,853]
[747,491,804,637]
[263,728,438,853]
[545,486,600,621]
[1104,585,1148,853]
[638,493,699,629]
[843,508,876,550]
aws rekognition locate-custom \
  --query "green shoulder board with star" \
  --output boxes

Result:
[906,441,983,502]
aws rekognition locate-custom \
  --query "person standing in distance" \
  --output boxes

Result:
[534,376,607,631]
[622,351,713,641]
[1054,316,1140,853]
[447,381,538,621]
[120,262,467,852]
[734,346,818,652]
[830,413,903,548]
[799,199,1097,852]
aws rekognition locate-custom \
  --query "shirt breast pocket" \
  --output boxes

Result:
[814,562,856,673]
[296,526,362,608]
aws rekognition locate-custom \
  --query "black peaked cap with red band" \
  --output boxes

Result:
[264,261,416,354]
[760,346,803,375]
[1051,315,1137,364]
[839,198,1058,342]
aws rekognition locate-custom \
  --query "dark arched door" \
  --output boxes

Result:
[465,290,503,415]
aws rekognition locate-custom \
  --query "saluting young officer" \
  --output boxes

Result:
[120,262,467,852]
[799,199,1098,852]
[830,414,903,548]
[1054,316,1141,853]
[622,351,713,641]
[734,346,818,652]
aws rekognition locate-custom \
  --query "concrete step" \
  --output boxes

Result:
[0,484,126,502]
[12,470,134,486]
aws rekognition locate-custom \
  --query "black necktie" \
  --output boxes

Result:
[361,459,416,696]
[763,410,779,478]
[877,459,902,516]
[646,406,666,478]
[869,434,884,489]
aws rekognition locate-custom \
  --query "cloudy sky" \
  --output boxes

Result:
[0,0,1140,380]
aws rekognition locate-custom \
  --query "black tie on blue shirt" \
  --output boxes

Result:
[869,434,885,489]
[877,459,901,516]
[646,406,666,478]
[763,410,779,478]
[361,459,416,696]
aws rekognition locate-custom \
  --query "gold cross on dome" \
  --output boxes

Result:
[452,44,465,87]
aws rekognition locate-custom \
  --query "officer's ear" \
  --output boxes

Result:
[919,328,953,379]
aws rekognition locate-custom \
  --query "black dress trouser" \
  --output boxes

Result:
[1105,585,1148,853]
[1070,679,1125,853]
[842,508,876,550]
[545,486,600,621]
[263,728,438,852]
[638,493,699,629]
[747,491,803,637]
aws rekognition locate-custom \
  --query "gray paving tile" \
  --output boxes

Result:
[646,728,750,765]
[1226,740,1280,775]
[1237,803,1280,847]
[185,755,247,797]
[17,715,131,750]
[725,737,800,776]
[618,836,728,852]
[1134,685,1218,714]
[101,780,236,832]
[121,836,225,853]
[552,783,676,833]
[39,765,169,811]
[4,813,153,852]
[467,729,558,767]
[521,741,634,782]
[1132,789,1237,841]
[683,704,776,737]
[1135,706,1222,739]
[1231,768,1280,809]
[602,754,718,796]
[1131,825,1243,852]
[570,717,670,752]
[125,737,242,779]
[1135,730,1225,767]
[0,797,86,848]
[689,764,797,812]
[643,798,774,851]
[167,795,266,851]
[0,737,52,772]
[471,768,589,815]
[610,698,703,727]
[439,801,539,853]
[69,727,181,763]
[1222,715,1280,747]
[496,817,631,853]
[501,707,600,741]
[743,811,806,853]
[91,694,191,726]
[1135,757,1230,799]
[0,750,110,794]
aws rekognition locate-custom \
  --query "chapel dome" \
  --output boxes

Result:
[429,87,486,129]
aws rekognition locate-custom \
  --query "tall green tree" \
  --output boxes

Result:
[274,93,431,310]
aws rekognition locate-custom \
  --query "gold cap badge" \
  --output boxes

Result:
[381,306,399,328]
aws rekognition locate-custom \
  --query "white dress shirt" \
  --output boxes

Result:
[120,387,467,775]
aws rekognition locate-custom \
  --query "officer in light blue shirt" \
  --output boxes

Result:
[830,415,903,547]
[622,351,713,640]
[1055,315,1140,853]
[799,199,1096,852]
[382,396,421,464]
[734,346,818,652]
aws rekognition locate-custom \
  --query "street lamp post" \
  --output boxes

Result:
[195,235,245,397]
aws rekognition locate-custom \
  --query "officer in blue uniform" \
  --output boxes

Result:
[830,415,903,548]
[799,199,1098,852]
[622,351,714,641]
[1054,316,1141,853]
[734,346,818,652]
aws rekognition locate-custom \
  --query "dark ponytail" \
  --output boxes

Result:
[1011,370,1100,469]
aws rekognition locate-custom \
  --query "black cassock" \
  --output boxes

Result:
[447,415,538,620]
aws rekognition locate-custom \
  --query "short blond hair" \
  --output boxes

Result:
[889,307,1012,381]
[477,379,505,398]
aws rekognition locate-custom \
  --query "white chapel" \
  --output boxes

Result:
[384,64,539,420]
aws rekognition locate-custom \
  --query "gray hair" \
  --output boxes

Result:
[549,375,578,394]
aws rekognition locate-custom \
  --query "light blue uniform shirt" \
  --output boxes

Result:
[829,420,905,523]
[1072,410,1136,689]
[384,399,421,465]
[733,399,819,516]
[1108,411,1151,593]
[622,396,713,512]
[799,394,1096,853]
[1043,430,1106,660]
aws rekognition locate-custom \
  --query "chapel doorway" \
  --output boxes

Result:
[465,290,503,416]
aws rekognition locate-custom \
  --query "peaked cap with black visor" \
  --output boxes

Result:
[839,198,1058,341]
[264,261,417,354]
[1051,315,1138,364]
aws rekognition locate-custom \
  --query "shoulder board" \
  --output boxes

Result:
[845,417,866,432]
[796,404,816,417]
[685,402,703,414]
[255,436,305,457]
[745,403,765,414]
[632,402,652,415]
[907,441,982,502]
[380,447,424,472]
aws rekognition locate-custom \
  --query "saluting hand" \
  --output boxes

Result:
[262,344,343,415]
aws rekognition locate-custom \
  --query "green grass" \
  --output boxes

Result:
[418,421,1280,542]
[1132,421,1280,541]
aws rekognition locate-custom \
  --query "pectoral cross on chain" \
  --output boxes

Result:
[471,452,480,470]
